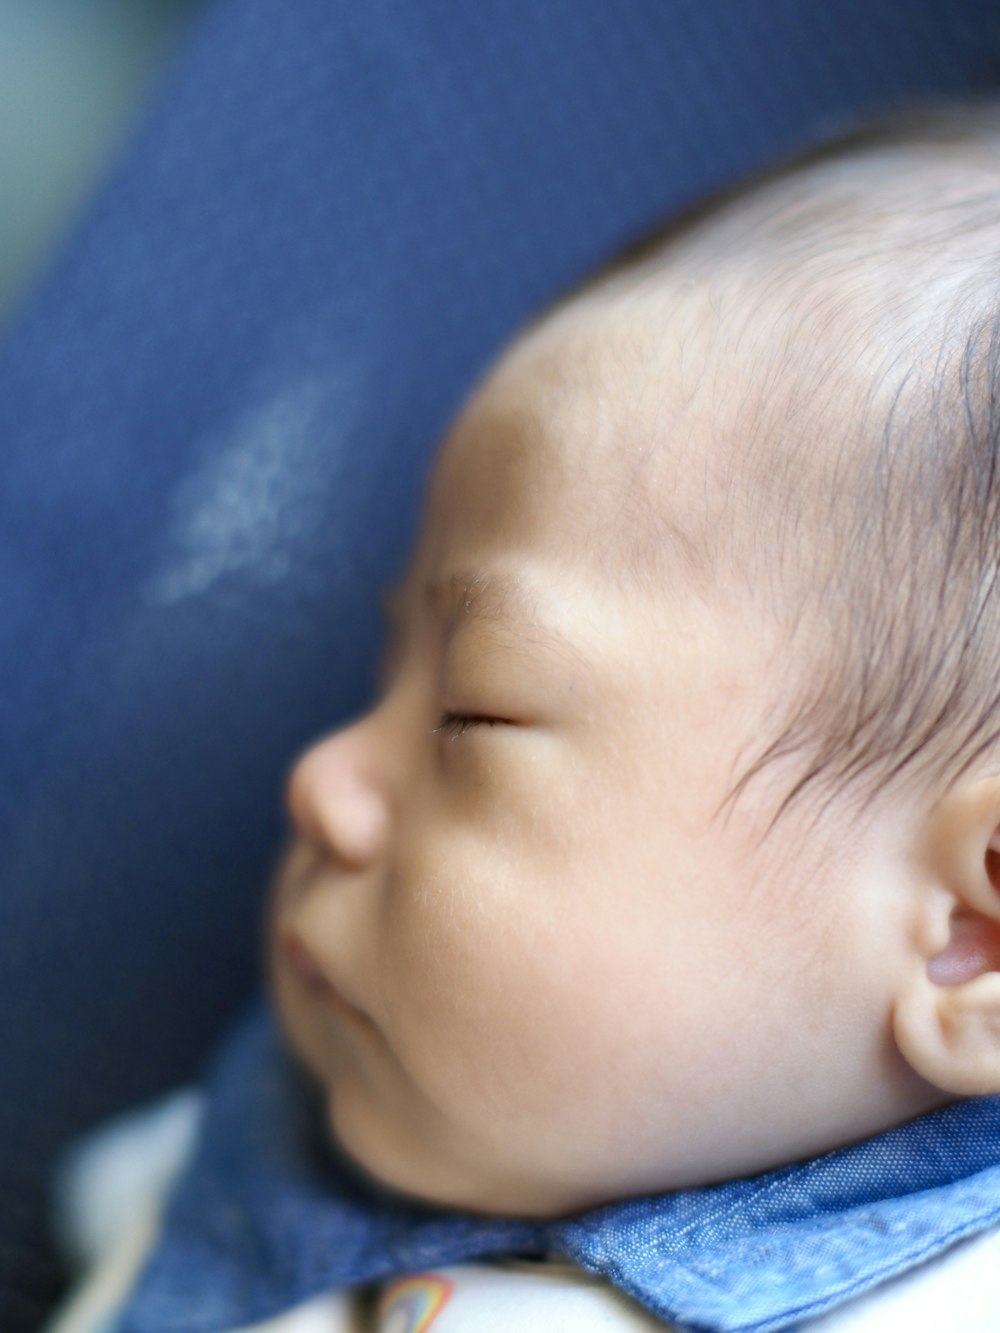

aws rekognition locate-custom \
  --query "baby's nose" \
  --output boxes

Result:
[285,719,388,869]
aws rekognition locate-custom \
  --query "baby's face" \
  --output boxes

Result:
[270,279,934,1217]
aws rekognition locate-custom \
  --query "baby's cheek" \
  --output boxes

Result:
[385,877,614,1128]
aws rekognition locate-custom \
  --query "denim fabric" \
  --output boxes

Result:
[118,1003,1000,1333]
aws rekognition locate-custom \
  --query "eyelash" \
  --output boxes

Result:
[433,712,501,739]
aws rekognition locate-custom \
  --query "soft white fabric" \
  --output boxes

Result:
[45,1090,205,1333]
[53,1089,204,1273]
[44,1091,1000,1333]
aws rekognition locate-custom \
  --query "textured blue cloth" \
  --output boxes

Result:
[3,0,1000,1325]
[118,1002,1000,1333]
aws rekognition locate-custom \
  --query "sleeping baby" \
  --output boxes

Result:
[47,102,1000,1333]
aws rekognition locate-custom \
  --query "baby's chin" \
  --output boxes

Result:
[320,1083,625,1220]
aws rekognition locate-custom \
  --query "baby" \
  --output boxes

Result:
[48,103,1000,1332]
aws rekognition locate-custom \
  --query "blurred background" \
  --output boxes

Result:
[0,0,205,328]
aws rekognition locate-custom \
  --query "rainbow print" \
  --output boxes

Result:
[378,1273,454,1331]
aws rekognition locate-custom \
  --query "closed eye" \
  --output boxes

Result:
[433,712,504,739]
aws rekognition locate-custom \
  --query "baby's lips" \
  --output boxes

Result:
[279,928,335,995]
[277,927,375,1032]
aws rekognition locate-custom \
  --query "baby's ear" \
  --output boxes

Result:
[893,775,1000,1096]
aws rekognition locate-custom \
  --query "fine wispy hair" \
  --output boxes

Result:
[709,102,1000,827]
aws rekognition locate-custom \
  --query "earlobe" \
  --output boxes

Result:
[894,968,1000,1096]
[892,776,1000,1097]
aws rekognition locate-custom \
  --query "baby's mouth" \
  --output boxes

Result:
[280,930,334,996]
[277,927,375,1033]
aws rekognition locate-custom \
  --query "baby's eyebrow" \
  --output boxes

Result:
[425,571,544,631]
[425,571,590,669]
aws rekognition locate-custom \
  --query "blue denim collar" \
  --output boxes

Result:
[118,1002,1000,1333]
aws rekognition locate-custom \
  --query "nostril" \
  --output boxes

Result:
[987,844,1000,895]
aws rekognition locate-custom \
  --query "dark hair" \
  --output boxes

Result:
[710,104,1000,828]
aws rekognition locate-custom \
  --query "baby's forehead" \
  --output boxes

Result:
[451,122,1000,601]
[489,249,856,522]
[441,301,755,609]
[509,148,977,484]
